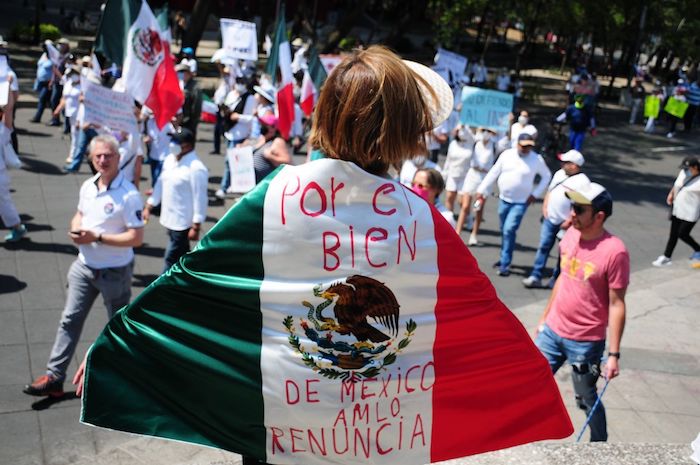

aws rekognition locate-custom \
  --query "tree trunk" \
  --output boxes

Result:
[182,0,213,52]
[474,4,489,49]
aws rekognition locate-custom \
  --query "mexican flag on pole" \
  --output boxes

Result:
[300,46,328,117]
[264,4,295,139]
[200,94,218,124]
[81,158,573,465]
[95,0,183,129]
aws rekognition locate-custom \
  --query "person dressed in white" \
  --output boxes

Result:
[496,68,511,92]
[144,127,208,274]
[442,124,475,214]
[51,66,82,163]
[142,106,175,188]
[426,119,449,163]
[510,110,538,147]
[399,152,437,188]
[475,133,552,276]
[470,58,488,87]
[0,75,27,242]
[113,108,144,190]
[455,128,498,244]
[522,150,591,288]
[652,157,700,267]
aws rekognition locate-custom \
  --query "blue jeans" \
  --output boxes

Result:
[163,228,190,274]
[32,80,51,121]
[536,324,608,441]
[50,83,62,123]
[569,129,586,151]
[530,218,561,280]
[65,127,98,171]
[497,199,528,271]
[149,158,164,187]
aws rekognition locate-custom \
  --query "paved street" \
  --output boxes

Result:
[1,43,699,465]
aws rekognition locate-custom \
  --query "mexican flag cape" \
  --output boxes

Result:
[81,159,572,464]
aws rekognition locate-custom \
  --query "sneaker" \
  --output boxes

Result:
[23,374,64,397]
[690,251,700,261]
[497,268,511,277]
[652,255,672,267]
[666,132,674,138]
[522,276,542,288]
[468,235,479,246]
[5,225,27,242]
[215,189,226,200]
[492,261,501,269]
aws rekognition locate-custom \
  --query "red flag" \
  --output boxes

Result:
[300,70,315,116]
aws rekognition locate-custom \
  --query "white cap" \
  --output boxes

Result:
[558,149,585,166]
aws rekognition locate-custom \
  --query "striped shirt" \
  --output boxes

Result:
[687,83,700,106]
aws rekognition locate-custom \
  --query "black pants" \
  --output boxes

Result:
[163,228,190,274]
[664,216,700,258]
[684,104,698,132]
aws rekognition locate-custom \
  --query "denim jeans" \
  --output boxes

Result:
[47,260,133,381]
[32,80,51,121]
[149,158,164,187]
[497,199,528,271]
[65,127,98,171]
[569,129,586,151]
[536,324,607,441]
[163,228,190,274]
[530,218,561,280]
[50,83,63,123]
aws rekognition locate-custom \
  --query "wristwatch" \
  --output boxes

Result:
[607,352,620,359]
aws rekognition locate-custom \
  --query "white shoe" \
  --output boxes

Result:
[652,255,672,267]
[215,189,226,200]
[468,235,479,246]
[522,276,542,288]
[666,132,674,138]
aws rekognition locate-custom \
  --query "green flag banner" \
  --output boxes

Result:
[81,159,572,465]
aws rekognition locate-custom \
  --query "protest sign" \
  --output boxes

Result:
[433,48,468,87]
[0,55,8,106]
[460,86,513,132]
[644,95,661,119]
[664,96,689,119]
[227,145,256,193]
[82,79,137,134]
[220,19,258,62]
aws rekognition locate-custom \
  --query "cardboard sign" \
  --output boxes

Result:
[664,96,689,119]
[460,86,513,132]
[644,95,661,119]
[220,19,258,62]
[319,54,342,75]
[227,145,256,193]
[82,79,137,134]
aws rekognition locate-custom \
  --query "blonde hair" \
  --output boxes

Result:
[310,45,434,175]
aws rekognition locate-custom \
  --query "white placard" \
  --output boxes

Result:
[82,79,137,134]
[227,145,256,193]
[319,54,342,75]
[220,19,258,62]
[0,55,8,106]
[434,48,468,86]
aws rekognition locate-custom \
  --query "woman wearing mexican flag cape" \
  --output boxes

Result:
[78,46,572,465]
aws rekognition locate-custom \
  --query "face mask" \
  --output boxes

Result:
[169,142,181,155]
[70,75,80,83]
[412,185,431,201]
[481,132,491,142]
[518,116,528,125]
[177,72,185,81]
[413,156,427,166]
[235,83,247,93]
[457,129,468,141]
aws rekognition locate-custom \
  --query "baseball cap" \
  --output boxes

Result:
[558,149,585,166]
[517,133,536,146]
[168,127,195,145]
[403,60,453,127]
[680,156,700,169]
[566,182,613,217]
[182,47,194,55]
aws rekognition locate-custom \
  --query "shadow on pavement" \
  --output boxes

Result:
[20,158,66,176]
[134,244,165,258]
[3,239,78,255]
[31,392,79,411]
[0,274,28,294]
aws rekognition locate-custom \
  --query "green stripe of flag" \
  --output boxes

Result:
[82,167,285,458]
[264,3,287,84]
[307,46,327,91]
[95,0,142,67]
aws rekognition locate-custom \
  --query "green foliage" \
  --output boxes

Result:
[10,23,61,43]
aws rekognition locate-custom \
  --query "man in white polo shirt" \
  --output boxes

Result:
[523,149,591,288]
[144,127,208,273]
[23,134,144,398]
[475,133,551,276]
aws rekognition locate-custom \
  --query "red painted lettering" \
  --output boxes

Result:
[330,177,345,217]
[397,221,417,264]
[290,427,306,452]
[323,231,341,271]
[341,380,355,402]
[281,176,301,225]
[354,428,371,458]
[285,380,300,405]
[410,414,426,448]
[352,403,369,425]
[405,365,421,393]
[379,374,391,398]
[365,227,388,268]
[270,427,286,454]
[421,361,435,391]
[308,428,327,456]
[372,183,397,216]
[306,379,320,403]
[333,409,348,428]
[301,182,327,217]
[332,427,349,454]
[376,423,393,455]
[390,398,401,417]
[349,225,355,268]
[360,378,376,400]
[374,402,388,423]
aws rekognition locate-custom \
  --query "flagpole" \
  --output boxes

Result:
[275,0,281,24]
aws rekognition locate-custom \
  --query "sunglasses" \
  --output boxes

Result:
[571,204,591,215]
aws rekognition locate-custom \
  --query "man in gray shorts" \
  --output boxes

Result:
[23,134,144,397]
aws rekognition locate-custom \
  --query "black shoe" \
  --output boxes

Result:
[497,268,511,277]
[23,374,64,397]
[48,120,61,127]
[209,150,220,155]
[30,118,40,123]
[492,261,501,269]
[62,166,78,173]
